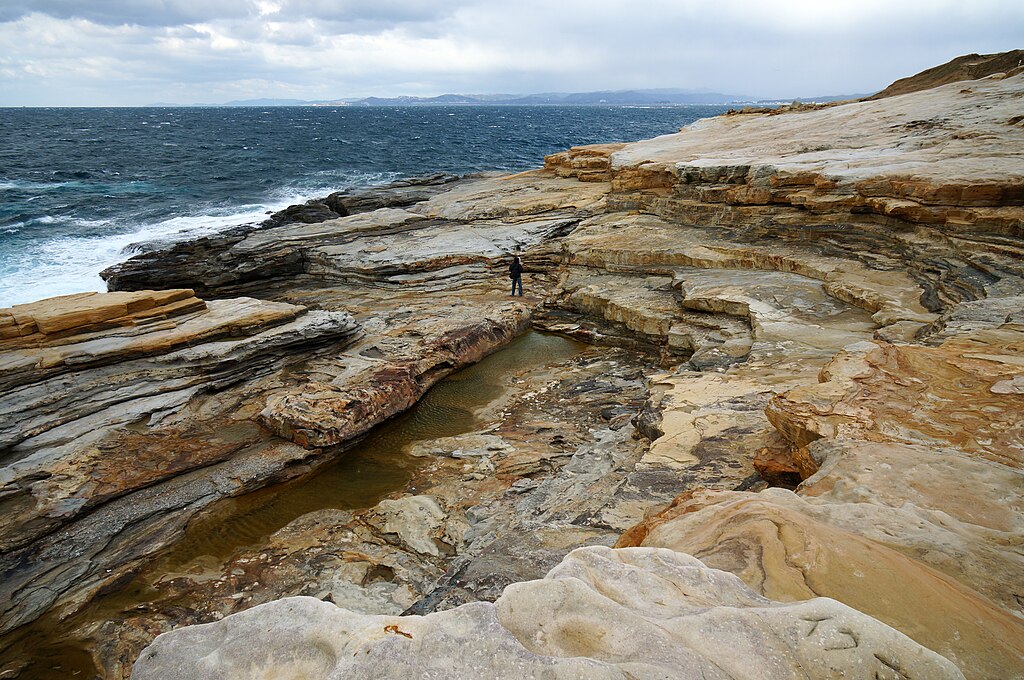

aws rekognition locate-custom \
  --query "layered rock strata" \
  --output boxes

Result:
[1,60,1022,679]
[85,340,677,676]
[100,172,605,297]
[0,290,361,635]
[261,173,466,227]
[0,170,614,676]
[605,74,1024,238]
[617,417,1024,679]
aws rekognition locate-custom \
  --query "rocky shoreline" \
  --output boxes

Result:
[1,56,1022,679]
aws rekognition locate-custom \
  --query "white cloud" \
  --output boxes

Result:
[0,0,1022,105]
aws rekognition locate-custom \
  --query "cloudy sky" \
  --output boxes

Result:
[1,0,1021,106]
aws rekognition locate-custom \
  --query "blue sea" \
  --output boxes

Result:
[0,105,729,307]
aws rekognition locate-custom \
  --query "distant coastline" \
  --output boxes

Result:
[147,89,866,108]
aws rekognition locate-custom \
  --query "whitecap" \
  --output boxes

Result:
[0,209,264,307]
[0,179,75,191]
[0,173,405,307]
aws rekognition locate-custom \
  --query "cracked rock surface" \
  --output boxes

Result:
[2,57,1023,680]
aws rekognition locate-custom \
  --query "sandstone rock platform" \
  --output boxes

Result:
[2,56,1023,680]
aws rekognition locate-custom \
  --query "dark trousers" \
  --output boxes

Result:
[511,276,523,296]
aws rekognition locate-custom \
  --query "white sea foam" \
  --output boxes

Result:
[0,179,153,194]
[0,209,266,307]
[0,180,77,191]
[0,173,399,308]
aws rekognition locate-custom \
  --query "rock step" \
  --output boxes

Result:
[549,271,754,369]
[0,296,316,394]
[563,213,937,329]
[0,289,200,341]
[259,306,531,448]
[544,143,626,182]
[604,73,1024,237]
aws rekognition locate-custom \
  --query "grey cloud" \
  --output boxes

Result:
[1,0,1022,106]
[0,0,469,28]
[0,0,254,26]
[273,0,466,24]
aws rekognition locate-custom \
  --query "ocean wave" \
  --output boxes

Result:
[115,205,284,254]
[0,216,110,233]
[0,180,77,191]
[0,172,404,307]
[0,210,262,307]
[70,218,113,227]
[256,171,403,209]
[297,169,401,186]
[0,179,157,194]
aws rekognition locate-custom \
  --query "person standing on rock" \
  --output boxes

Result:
[509,255,524,296]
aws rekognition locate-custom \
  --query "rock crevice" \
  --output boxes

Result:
[2,55,1023,680]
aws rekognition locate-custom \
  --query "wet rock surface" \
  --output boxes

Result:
[259,173,467,228]
[1,59,1023,679]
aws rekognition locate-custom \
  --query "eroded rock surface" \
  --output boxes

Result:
[80,341,669,676]
[767,328,1024,466]
[2,57,1023,680]
[618,325,1024,678]
[0,170,626,677]
[0,290,360,636]
[132,547,963,680]
[0,174,583,646]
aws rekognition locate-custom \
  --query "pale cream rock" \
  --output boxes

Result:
[131,547,964,680]
[620,488,1024,679]
[609,74,1024,234]
[367,496,450,557]
[767,326,1024,468]
[411,169,609,221]
[562,213,937,328]
[799,439,1024,614]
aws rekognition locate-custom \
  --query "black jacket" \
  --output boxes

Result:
[509,260,524,278]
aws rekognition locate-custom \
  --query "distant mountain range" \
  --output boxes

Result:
[150,89,865,108]
[334,89,754,106]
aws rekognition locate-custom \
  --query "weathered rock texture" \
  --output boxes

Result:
[0,169,614,676]
[599,70,1024,678]
[0,290,361,635]
[0,194,563,644]
[132,547,963,680]
[2,57,1023,680]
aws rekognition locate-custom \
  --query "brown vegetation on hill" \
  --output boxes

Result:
[868,49,1024,99]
